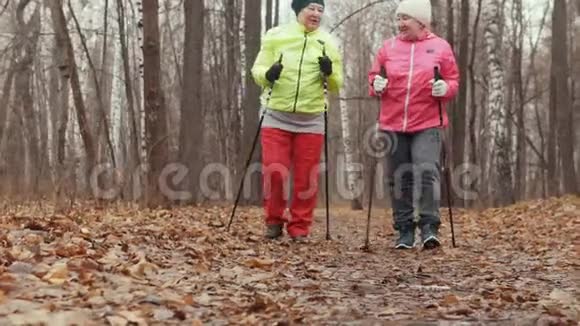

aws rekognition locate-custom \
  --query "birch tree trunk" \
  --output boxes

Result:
[483,0,513,206]
[339,90,363,210]
[110,27,124,169]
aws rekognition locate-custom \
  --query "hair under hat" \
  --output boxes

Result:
[396,0,432,27]
[291,0,325,16]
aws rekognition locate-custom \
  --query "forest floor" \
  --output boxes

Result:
[0,196,578,325]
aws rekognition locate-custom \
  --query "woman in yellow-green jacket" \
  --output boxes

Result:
[251,0,343,241]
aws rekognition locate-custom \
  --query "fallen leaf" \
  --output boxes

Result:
[183,293,195,305]
[244,258,275,269]
[126,258,159,280]
[548,289,577,306]
[153,307,174,321]
[42,263,69,285]
[105,315,128,326]
[118,311,147,326]
[377,307,402,316]
[440,294,460,306]
[191,319,203,326]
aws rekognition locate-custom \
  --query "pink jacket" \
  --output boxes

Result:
[368,32,459,133]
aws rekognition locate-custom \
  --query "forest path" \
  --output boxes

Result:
[0,196,577,325]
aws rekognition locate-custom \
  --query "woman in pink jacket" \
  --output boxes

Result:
[368,0,459,250]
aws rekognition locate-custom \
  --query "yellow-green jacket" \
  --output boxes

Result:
[251,21,344,114]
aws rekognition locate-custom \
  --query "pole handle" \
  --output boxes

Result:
[379,65,387,78]
[434,66,442,81]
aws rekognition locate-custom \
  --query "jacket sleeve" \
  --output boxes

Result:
[368,44,386,97]
[440,42,460,101]
[251,31,276,88]
[325,36,344,93]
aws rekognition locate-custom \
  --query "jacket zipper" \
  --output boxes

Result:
[292,33,308,112]
[402,43,416,131]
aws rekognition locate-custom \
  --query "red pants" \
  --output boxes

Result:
[261,128,324,237]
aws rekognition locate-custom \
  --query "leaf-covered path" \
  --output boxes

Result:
[0,196,578,325]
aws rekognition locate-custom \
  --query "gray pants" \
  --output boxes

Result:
[383,128,442,231]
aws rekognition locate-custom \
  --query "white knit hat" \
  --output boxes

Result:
[395,0,432,27]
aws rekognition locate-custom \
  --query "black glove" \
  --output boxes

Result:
[265,62,283,83]
[318,56,333,76]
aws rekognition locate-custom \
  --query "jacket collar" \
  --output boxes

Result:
[396,30,435,42]
[293,20,319,34]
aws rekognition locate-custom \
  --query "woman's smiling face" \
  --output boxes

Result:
[297,3,324,32]
[397,14,424,40]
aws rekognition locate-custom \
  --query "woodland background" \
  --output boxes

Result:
[0,0,578,209]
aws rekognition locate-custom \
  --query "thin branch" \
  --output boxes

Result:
[0,0,8,17]
[330,0,392,34]
[68,0,117,168]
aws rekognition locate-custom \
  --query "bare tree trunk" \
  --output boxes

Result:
[452,0,468,205]
[430,0,443,34]
[0,62,15,178]
[484,0,513,206]
[513,0,526,201]
[68,1,116,170]
[265,0,272,30]
[142,0,169,206]
[163,0,183,90]
[446,0,455,47]
[225,0,241,190]
[49,0,97,188]
[339,90,363,210]
[551,0,578,195]
[116,0,141,200]
[13,0,41,195]
[274,0,279,27]
[468,0,483,174]
[241,0,262,205]
[179,0,204,203]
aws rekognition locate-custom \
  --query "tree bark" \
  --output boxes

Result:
[179,0,204,203]
[484,0,513,206]
[513,0,527,200]
[274,0,279,27]
[265,0,272,30]
[468,0,483,186]
[68,0,116,169]
[241,0,262,205]
[142,0,169,206]
[339,90,363,210]
[452,0,467,205]
[225,0,241,190]
[116,0,141,198]
[430,0,443,34]
[48,0,97,189]
[551,0,578,195]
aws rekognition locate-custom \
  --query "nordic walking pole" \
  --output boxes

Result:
[318,40,331,241]
[363,65,387,251]
[227,55,283,232]
[323,93,330,240]
[434,66,456,247]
